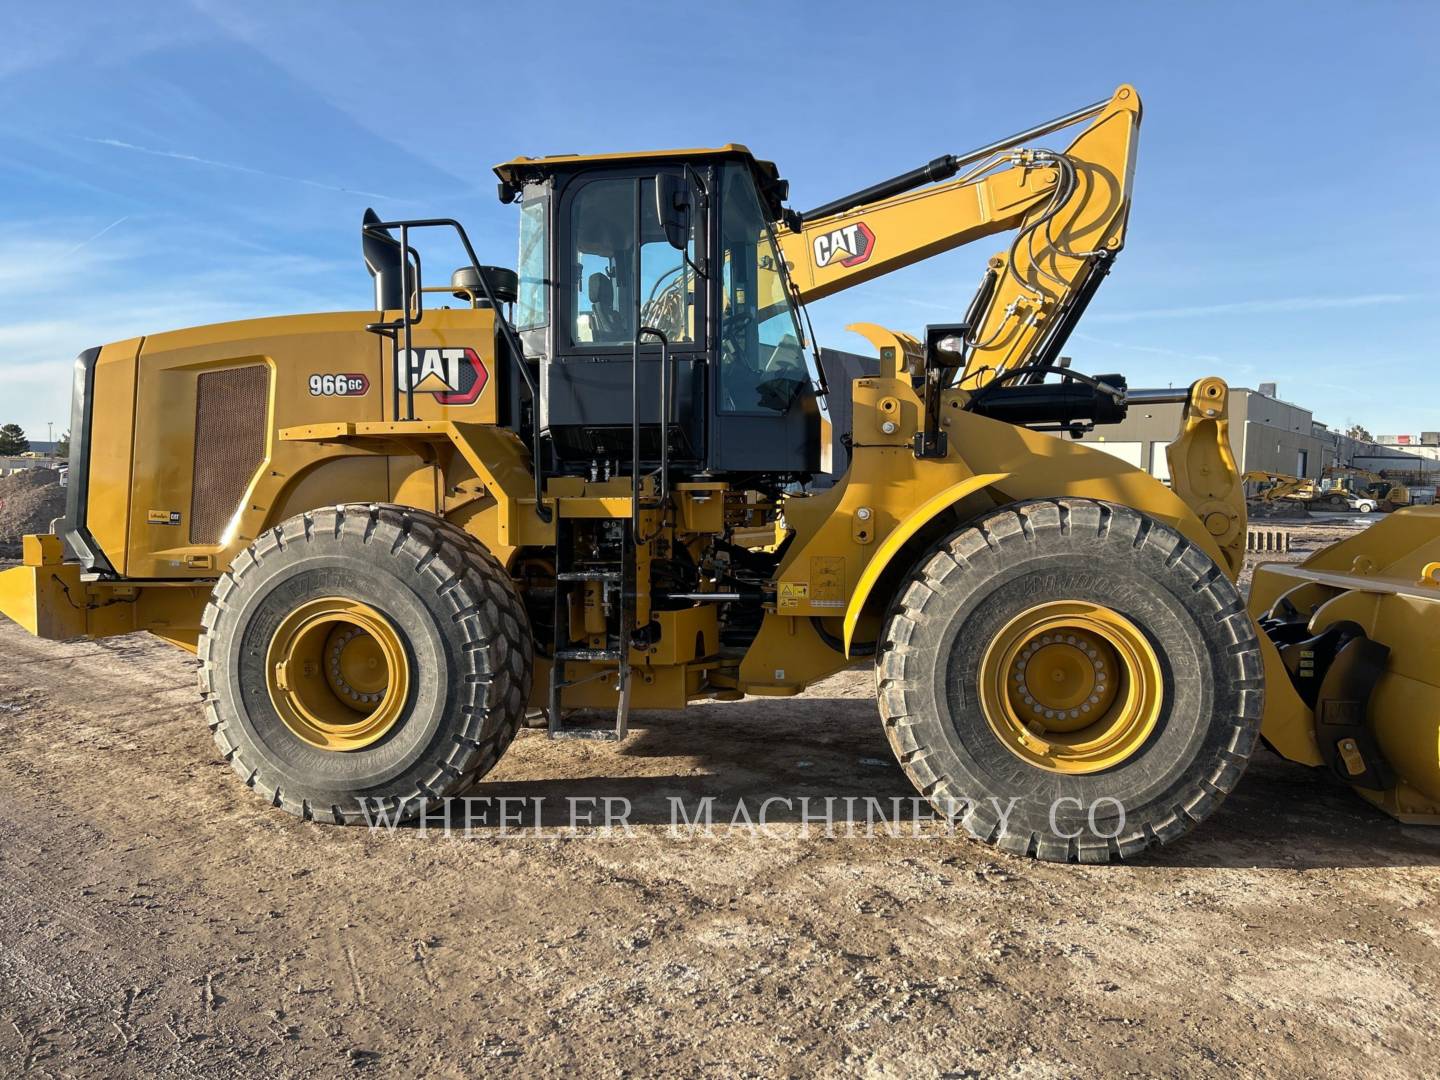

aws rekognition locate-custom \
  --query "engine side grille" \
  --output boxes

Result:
[190,365,269,545]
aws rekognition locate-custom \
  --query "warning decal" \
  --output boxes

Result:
[778,582,809,610]
[809,556,845,604]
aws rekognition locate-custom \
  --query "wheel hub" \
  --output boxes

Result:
[1013,629,1121,732]
[979,601,1162,774]
[265,597,410,751]
[326,627,388,703]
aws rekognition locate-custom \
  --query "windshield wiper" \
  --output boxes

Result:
[763,219,829,402]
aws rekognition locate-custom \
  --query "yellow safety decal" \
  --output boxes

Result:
[778,582,808,610]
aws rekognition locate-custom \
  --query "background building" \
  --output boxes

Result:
[1360,433,1440,477]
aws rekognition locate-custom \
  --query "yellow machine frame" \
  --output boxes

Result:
[5,84,1440,829]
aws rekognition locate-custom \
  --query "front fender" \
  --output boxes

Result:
[841,473,1007,652]
[832,407,1234,655]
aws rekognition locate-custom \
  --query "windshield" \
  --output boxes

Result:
[717,163,810,413]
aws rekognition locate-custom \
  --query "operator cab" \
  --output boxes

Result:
[494,146,827,481]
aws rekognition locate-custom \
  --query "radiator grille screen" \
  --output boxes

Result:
[190,365,269,545]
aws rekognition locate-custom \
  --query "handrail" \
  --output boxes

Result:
[655,331,673,505]
[399,225,418,421]
[362,217,550,522]
[630,326,670,539]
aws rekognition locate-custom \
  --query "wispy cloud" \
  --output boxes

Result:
[1090,293,1419,324]
[0,229,138,293]
[1070,332,1226,367]
[0,14,200,82]
[0,222,343,299]
[59,215,128,260]
[79,136,413,203]
[0,236,361,433]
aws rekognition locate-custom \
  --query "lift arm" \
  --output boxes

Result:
[776,86,1141,388]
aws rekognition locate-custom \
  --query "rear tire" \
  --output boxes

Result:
[199,504,532,824]
[876,498,1262,863]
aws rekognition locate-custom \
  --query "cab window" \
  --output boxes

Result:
[569,175,696,347]
[515,195,548,330]
[717,163,807,413]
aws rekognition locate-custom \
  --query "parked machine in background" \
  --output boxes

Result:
[1322,465,1411,512]
[1245,469,1397,514]
[5,86,1440,861]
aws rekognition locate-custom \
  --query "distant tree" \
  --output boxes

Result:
[0,423,29,455]
[1344,423,1373,442]
[55,430,71,458]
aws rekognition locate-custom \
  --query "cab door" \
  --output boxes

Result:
[543,168,707,465]
[709,162,824,475]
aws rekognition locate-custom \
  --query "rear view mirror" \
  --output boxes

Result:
[655,173,690,250]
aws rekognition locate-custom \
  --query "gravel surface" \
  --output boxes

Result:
[1238,514,1373,591]
[0,468,65,543]
[1,517,1436,1077]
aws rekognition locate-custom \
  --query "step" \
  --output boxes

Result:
[555,570,622,583]
[554,647,625,662]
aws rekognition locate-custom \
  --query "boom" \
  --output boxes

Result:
[777,86,1141,388]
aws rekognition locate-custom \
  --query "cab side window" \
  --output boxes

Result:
[515,197,548,330]
[569,175,696,347]
[571,179,635,346]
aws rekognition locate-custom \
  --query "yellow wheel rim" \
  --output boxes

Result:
[265,597,410,751]
[978,601,1162,774]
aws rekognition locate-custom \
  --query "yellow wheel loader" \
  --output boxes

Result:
[4,85,1439,860]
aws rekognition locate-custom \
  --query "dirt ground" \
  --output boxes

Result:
[1235,513,1370,590]
[0,468,65,544]
[3,519,1438,1078]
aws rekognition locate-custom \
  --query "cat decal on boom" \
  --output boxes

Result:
[811,221,875,268]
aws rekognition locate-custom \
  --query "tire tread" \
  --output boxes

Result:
[875,497,1262,863]
[198,503,532,825]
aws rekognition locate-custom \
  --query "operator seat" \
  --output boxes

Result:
[587,273,626,342]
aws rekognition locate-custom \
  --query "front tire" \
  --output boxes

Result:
[199,504,532,823]
[876,499,1262,863]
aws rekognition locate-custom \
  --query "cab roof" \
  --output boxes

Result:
[493,144,788,217]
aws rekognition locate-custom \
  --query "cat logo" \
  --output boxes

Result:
[812,221,875,269]
[396,347,489,406]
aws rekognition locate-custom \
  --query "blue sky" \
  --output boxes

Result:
[2,1,1437,440]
